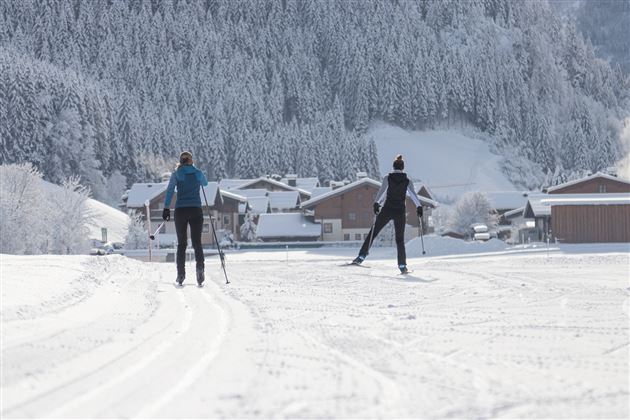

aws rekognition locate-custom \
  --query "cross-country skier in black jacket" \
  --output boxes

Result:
[352,154,423,274]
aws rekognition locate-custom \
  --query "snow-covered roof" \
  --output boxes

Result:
[256,213,321,238]
[233,188,268,198]
[415,182,436,201]
[247,196,270,214]
[541,193,630,206]
[484,191,532,210]
[301,177,438,208]
[268,191,300,210]
[504,206,525,219]
[546,172,630,193]
[280,177,320,191]
[218,178,255,190]
[301,178,381,208]
[236,177,312,197]
[309,186,332,198]
[524,193,551,218]
[126,183,168,207]
[201,182,221,206]
[220,189,247,203]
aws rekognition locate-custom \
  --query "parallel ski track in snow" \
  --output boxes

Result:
[1,258,231,418]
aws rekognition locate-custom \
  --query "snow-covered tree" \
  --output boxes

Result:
[0,163,45,254]
[125,211,148,249]
[448,192,499,238]
[239,211,257,242]
[47,176,91,255]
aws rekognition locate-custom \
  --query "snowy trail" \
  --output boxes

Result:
[1,249,629,418]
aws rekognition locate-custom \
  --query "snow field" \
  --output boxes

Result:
[370,124,515,202]
[1,248,629,418]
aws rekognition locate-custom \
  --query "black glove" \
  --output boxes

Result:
[416,206,423,218]
[373,202,381,215]
[162,208,170,221]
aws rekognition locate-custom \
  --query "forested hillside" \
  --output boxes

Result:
[0,0,628,202]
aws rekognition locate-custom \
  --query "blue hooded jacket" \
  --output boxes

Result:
[164,164,209,209]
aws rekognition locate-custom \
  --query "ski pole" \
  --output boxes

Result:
[149,221,166,240]
[201,186,230,284]
[418,214,426,255]
[367,213,377,251]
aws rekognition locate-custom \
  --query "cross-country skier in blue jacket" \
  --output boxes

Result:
[162,151,208,286]
[352,154,423,274]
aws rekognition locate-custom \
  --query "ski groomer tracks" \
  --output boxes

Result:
[1,255,234,418]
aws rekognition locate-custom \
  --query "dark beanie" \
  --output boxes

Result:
[393,154,404,170]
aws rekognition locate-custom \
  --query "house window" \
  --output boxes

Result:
[223,215,230,226]
[203,224,209,233]
[355,233,362,240]
[363,233,369,240]
[598,184,607,193]
[344,233,350,241]
[348,212,356,221]
[324,223,333,233]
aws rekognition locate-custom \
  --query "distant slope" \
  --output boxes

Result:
[85,198,129,243]
[41,180,129,243]
[371,124,515,204]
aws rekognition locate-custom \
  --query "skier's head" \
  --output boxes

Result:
[178,151,193,168]
[393,154,404,170]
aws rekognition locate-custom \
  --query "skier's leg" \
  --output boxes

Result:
[189,207,205,272]
[174,208,188,278]
[393,211,406,267]
[358,211,390,258]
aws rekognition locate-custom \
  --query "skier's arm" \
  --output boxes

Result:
[164,172,177,208]
[374,175,388,206]
[406,179,422,207]
[196,169,208,187]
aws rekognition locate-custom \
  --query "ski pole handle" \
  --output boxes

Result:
[149,221,166,240]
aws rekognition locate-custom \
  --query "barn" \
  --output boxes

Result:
[543,173,630,243]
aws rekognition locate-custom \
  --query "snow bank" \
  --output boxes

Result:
[370,123,515,203]
[405,235,507,257]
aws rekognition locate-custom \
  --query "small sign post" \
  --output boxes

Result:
[145,201,152,262]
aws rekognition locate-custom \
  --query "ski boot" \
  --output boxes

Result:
[196,268,205,287]
[176,274,185,286]
[351,255,365,265]
[399,264,410,274]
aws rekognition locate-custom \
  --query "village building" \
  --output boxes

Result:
[300,176,437,242]
[506,173,630,243]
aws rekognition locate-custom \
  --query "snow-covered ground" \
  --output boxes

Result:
[370,124,516,203]
[1,246,629,418]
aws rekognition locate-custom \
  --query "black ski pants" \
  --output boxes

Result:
[174,207,204,276]
[358,207,407,266]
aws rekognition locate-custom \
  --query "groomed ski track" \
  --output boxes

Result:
[1,248,628,418]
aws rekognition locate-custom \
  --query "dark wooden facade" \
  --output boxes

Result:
[552,205,630,243]
[549,175,630,194]
[311,184,379,229]
[545,174,630,243]
[309,183,434,233]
